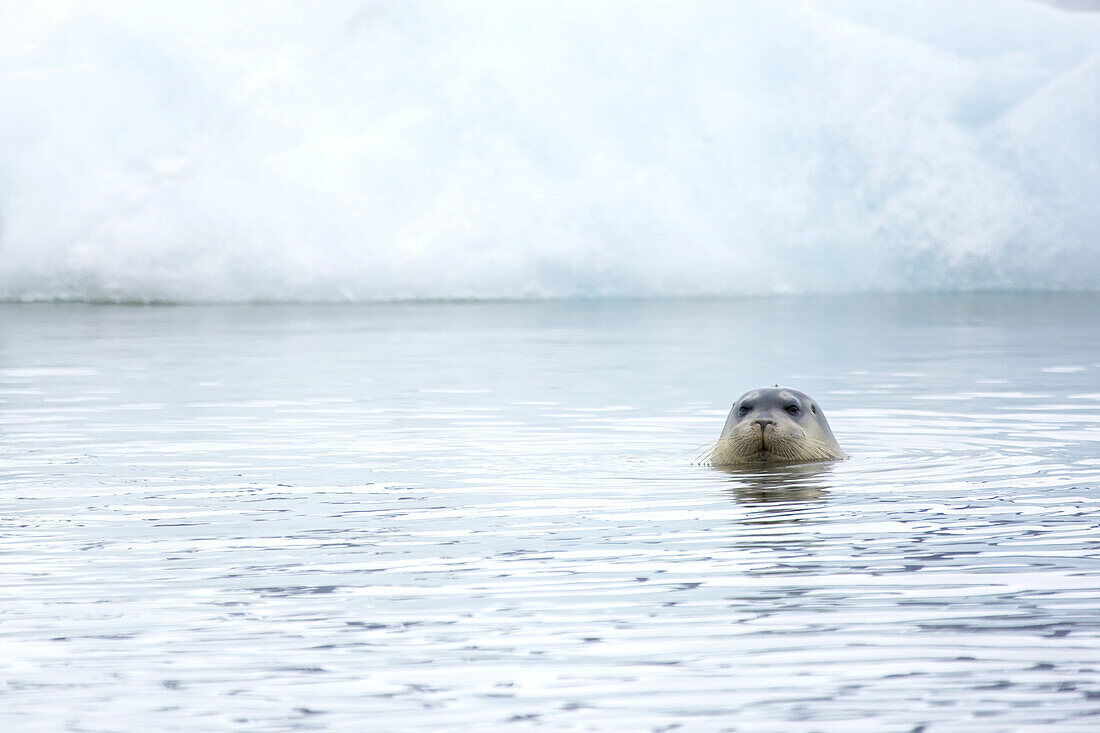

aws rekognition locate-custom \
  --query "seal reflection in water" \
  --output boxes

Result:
[709,387,845,465]
[721,463,832,504]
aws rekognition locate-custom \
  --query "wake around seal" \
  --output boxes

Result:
[709,387,845,466]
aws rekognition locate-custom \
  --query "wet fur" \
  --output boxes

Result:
[706,387,846,466]
[708,423,844,465]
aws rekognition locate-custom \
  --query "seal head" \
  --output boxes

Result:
[709,387,845,465]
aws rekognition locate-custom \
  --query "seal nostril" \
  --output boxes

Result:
[753,418,774,428]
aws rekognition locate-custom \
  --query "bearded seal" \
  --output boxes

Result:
[709,387,845,466]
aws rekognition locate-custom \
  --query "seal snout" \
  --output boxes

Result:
[753,418,774,438]
[753,418,775,449]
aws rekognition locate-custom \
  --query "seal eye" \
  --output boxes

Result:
[785,404,800,415]
[738,404,751,415]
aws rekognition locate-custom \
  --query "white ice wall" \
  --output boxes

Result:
[1,1,1097,301]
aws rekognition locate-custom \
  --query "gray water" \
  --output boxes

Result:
[2,295,1099,731]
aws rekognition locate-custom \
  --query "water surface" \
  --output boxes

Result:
[2,294,1099,730]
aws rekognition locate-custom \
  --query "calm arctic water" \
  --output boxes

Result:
[2,294,1100,730]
